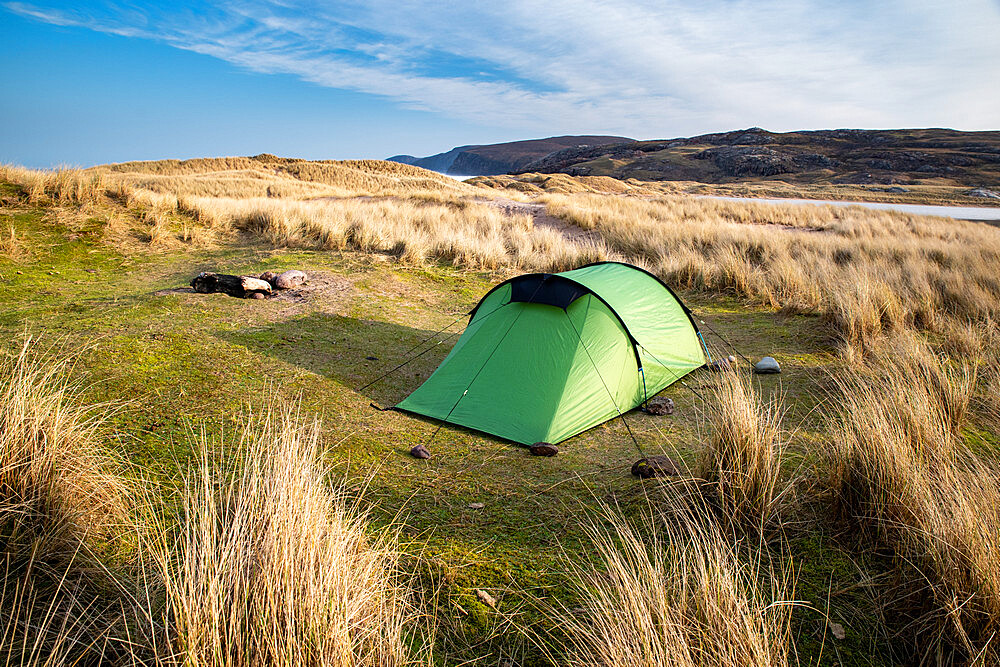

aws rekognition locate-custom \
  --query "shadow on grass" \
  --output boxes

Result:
[215,311,460,410]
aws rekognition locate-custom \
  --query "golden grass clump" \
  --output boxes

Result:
[699,369,786,527]
[542,193,1000,355]
[551,501,792,667]
[825,340,1000,662]
[177,195,611,272]
[0,341,133,663]
[0,165,112,205]
[153,404,423,667]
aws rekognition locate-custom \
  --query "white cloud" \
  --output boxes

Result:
[6,0,1000,136]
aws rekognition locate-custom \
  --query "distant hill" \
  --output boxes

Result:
[516,128,1000,188]
[387,135,633,176]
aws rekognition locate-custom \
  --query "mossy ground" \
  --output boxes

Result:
[1,187,898,665]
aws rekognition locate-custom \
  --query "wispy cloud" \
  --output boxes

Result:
[7,0,1000,136]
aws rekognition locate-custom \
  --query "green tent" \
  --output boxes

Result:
[396,262,705,445]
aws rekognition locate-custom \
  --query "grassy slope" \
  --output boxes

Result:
[1,183,893,664]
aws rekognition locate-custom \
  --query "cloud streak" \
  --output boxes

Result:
[6,0,1000,136]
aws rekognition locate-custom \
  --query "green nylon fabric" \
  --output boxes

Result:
[396,262,705,445]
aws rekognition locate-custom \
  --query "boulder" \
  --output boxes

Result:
[275,269,307,289]
[530,442,559,456]
[240,276,273,296]
[969,188,1000,200]
[190,272,272,298]
[631,455,679,479]
[643,397,674,416]
[409,444,431,459]
[260,270,279,284]
[754,356,781,374]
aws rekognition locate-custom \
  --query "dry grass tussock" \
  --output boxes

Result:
[152,404,423,667]
[698,369,787,528]
[92,155,480,199]
[548,498,793,667]
[180,194,612,271]
[825,336,1000,662]
[0,341,424,666]
[543,193,1000,354]
[0,340,133,663]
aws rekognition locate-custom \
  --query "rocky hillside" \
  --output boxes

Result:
[517,128,1000,188]
[388,135,632,176]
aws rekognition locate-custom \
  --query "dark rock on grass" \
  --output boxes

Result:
[530,442,558,456]
[754,356,781,374]
[631,455,679,478]
[191,272,272,298]
[707,358,731,372]
[259,270,279,285]
[275,269,307,289]
[409,444,431,459]
[643,397,674,416]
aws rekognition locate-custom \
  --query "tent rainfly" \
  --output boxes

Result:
[396,262,706,445]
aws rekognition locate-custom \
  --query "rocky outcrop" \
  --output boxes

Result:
[505,128,1000,188]
[387,135,633,176]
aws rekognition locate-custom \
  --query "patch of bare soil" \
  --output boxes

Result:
[481,197,602,243]
[268,271,352,306]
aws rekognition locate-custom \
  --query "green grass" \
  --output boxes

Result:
[0,189,900,665]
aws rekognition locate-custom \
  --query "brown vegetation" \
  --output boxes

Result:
[550,500,793,667]
[154,405,422,667]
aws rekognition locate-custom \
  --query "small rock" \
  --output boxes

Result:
[240,276,272,295]
[365,356,378,361]
[969,187,1000,200]
[631,455,679,478]
[475,589,497,609]
[707,358,731,372]
[275,269,307,289]
[828,621,846,640]
[409,444,431,459]
[250,292,267,300]
[529,442,558,456]
[754,356,781,374]
[727,355,736,364]
[885,186,908,193]
[468,502,485,509]
[643,397,674,416]
[83,269,97,274]
[260,270,279,284]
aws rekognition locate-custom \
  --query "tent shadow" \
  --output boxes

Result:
[213,311,460,412]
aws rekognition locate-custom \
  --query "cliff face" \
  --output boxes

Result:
[517,128,1000,187]
[387,135,633,176]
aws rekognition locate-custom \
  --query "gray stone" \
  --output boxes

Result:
[240,276,273,296]
[631,455,679,478]
[530,442,558,456]
[828,621,846,640]
[707,358,731,372]
[275,269,307,289]
[969,187,1000,199]
[754,356,781,374]
[644,397,674,416]
[409,444,431,459]
[475,589,497,609]
[468,502,485,509]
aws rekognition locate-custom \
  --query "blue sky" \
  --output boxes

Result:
[2,1,999,168]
